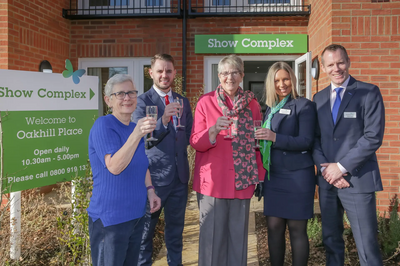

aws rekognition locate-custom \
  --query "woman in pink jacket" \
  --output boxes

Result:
[190,54,265,266]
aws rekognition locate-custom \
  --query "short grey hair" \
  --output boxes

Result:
[104,74,135,96]
[217,54,244,74]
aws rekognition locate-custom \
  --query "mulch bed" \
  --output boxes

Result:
[255,212,400,266]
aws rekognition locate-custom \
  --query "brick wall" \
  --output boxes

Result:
[308,0,333,92]
[0,0,8,69]
[7,0,70,73]
[308,0,400,212]
[333,0,400,212]
[70,18,183,70]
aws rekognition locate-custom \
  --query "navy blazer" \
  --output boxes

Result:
[312,76,385,193]
[132,87,193,186]
[264,96,316,171]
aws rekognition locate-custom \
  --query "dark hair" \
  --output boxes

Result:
[151,54,175,68]
[321,44,349,65]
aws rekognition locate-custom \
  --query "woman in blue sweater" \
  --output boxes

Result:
[88,74,161,266]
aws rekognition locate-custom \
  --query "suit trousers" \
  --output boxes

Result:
[197,193,250,266]
[89,216,145,266]
[319,187,383,266]
[138,174,188,266]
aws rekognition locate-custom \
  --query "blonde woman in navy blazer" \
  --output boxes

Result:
[255,62,317,266]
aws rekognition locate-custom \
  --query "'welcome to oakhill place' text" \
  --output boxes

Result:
[17,116,83,140]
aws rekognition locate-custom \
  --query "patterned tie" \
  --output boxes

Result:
[332,87,343,125]
[164,95,173,122]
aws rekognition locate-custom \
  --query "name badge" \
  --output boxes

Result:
[279,109,291,115]
[344,112,357,118]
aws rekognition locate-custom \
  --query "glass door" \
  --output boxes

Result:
[79,58,150,117]
[295,52,311,99]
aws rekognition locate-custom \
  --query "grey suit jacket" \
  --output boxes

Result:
[312,76,385,193]
[132,87,193,186]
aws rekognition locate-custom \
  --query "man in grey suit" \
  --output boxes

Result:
[313,44,385,266]
[133,54,193,266]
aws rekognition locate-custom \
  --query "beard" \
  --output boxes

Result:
[154,79,172,91]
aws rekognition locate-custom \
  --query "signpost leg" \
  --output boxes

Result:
[10,191,21,260]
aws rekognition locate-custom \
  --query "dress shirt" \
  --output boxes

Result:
[330,77,350,110]
[322,76,351,175]
[152,85,176,129]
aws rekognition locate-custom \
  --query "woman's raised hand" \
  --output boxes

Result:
[134,117,157,138]
[214,116,232,134]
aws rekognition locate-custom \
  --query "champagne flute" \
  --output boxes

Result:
[174,98,185,128]
[223,109,233,139]
[146,106,158,141]
[253,120,262,149]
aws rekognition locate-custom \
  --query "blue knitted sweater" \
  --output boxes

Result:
[87,114,148,227]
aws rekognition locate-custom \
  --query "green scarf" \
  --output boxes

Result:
[260,95,290,180]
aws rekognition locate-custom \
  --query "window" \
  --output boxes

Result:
[146,0,164,6]
[249,0,290,3]
[205,0,301,12]
[89,0,129,6]
[213,0,230,5]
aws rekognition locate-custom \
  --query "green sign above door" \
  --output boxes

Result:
[195,34,308,54]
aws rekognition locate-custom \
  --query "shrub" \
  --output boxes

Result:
[307,215,322,246]
[378,194,400,258]
[0,189,61,265]
[56,167,92,266]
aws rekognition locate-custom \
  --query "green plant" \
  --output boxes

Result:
[56,163,92,266]
[378,194,400,259]
[307,215,322,246]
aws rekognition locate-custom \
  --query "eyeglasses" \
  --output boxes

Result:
[110,90,138,100]
[220,71,241,77]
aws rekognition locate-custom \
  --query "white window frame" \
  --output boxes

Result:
[79,57,151,95]
[295,52,312,99]
[79,57,151,116]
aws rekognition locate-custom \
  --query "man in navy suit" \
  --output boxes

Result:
[313,44,385,266]
[133,54,193,266]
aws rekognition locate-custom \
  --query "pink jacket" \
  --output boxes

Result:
[190,91,266,199]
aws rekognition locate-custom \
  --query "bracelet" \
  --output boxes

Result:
[146,185,155,191]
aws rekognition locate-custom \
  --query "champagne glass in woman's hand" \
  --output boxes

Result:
[146,106,158,141]
[253,120,262,149]
[174,98,185,128]
[223,109,233,139]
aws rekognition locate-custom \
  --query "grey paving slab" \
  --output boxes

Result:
[153,192,261,266]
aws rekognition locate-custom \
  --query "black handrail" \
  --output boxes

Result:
[63,0,310,20]
[189,1,310,17]
[63,0,182,19]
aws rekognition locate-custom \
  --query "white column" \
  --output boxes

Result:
[10,191,21,260]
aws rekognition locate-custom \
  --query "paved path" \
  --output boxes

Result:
[153,191,263,266]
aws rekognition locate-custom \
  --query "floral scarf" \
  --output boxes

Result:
[260,94,290,180]
[216,85,259,190]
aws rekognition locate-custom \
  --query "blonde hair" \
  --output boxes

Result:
[264,62,298,107]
